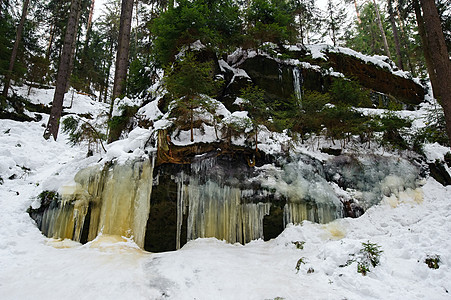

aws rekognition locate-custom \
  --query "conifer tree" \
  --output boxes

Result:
[164,52,221,143]
[2,0,30,97]
[418,0,451,146]
[44,0,83,140]
[112,0,134,101]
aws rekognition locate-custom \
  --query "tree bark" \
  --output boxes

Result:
[372,0,391,59]
[413,0,439,99]
[112,0,134,101]
[353,0,362,24]
[65,3,83,92]
[44,0,82,140]
[2,0,30,97]
[388,0,404,70]
[419,0,451,146]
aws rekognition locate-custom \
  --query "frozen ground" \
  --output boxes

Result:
[1,86,451,300]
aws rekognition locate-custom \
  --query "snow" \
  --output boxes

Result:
[1,85,451,299]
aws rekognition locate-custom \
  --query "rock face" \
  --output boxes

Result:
[28,45,427,252]
[218,46,425,111]
[31,145,423,253]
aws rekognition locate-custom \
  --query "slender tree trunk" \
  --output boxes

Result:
[419,0,451,146]
[79,0,96,92]
[353,0,362,24]
[112,0,134,101]
[86,0,95,34]
[108,0,134,142]
[2,0,30,97]
[413,0,439,98]
[388,0,404,70]
[372,0,391,59]
[45,24,55,60]
[44,0,82,140]
[394,0,416,75]
[103,40,114,103]
[65,4,83,92]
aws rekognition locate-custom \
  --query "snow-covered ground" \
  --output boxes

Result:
[1,87,451,299]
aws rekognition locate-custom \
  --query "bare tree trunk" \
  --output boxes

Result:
[353,0,362,24]
[388,0,404,70]
[2,0,30,97]
[44,0,82,140]
[413,0,439,99]
[45,24,55,60]
[111,0,134,101]
[86,0,95,34]
[65,4,83,92]
[103,40,114,103]
[419,0,451,146]
[372,0,391,59]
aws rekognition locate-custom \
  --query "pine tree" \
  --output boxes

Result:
[418,0,451,146]
[2,0,30,97]
[44,0,83,140]
[112,0,134,101]
[387,0,404,69]
[323,0,347,46]
[164,52,221,143]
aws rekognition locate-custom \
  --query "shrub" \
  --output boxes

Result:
[292,241,305,250]
[342,241,383,276]
[357,241,383,275]
[413,106,449,151]
[424,255,440,269]
[329,78,372,107]
[63,116,106,155]
[295,257,307,273]
[378,112,412,150]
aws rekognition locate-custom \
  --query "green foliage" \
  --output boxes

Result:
[289,91,329,139]
[345,2,393,57]
[240,84,270,150]
[292,241,305,249]
[240,84,268,126]
[360,241,383,268]
[329,78,372,107]
[108,104,138,143]
[37,190,59,206]
[413,106,449,150]
[342,241,383,276]
[378,111,412,150]
[164,52,222,142]
[322,0,348,46]
[295,257,307,273]
[165,52,221,100]
[127,58,153,98]
[424,255,440,269]
[151,0,242,66]
[245,0,298,46]
[356,241,383,275]
[63,116,106,155]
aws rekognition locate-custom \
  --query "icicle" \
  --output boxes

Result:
[283,201,341,226]
[40,153,155,249]
[179,180,271,245]
[293,66,303,101]
[176,171,185,250]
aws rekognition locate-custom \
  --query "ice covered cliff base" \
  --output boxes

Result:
[37,156,154,248]
[32,146,423,251]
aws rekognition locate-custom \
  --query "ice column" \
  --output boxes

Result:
[177,179,270,246]
[293,66,303,101]
[40,154,155,249]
